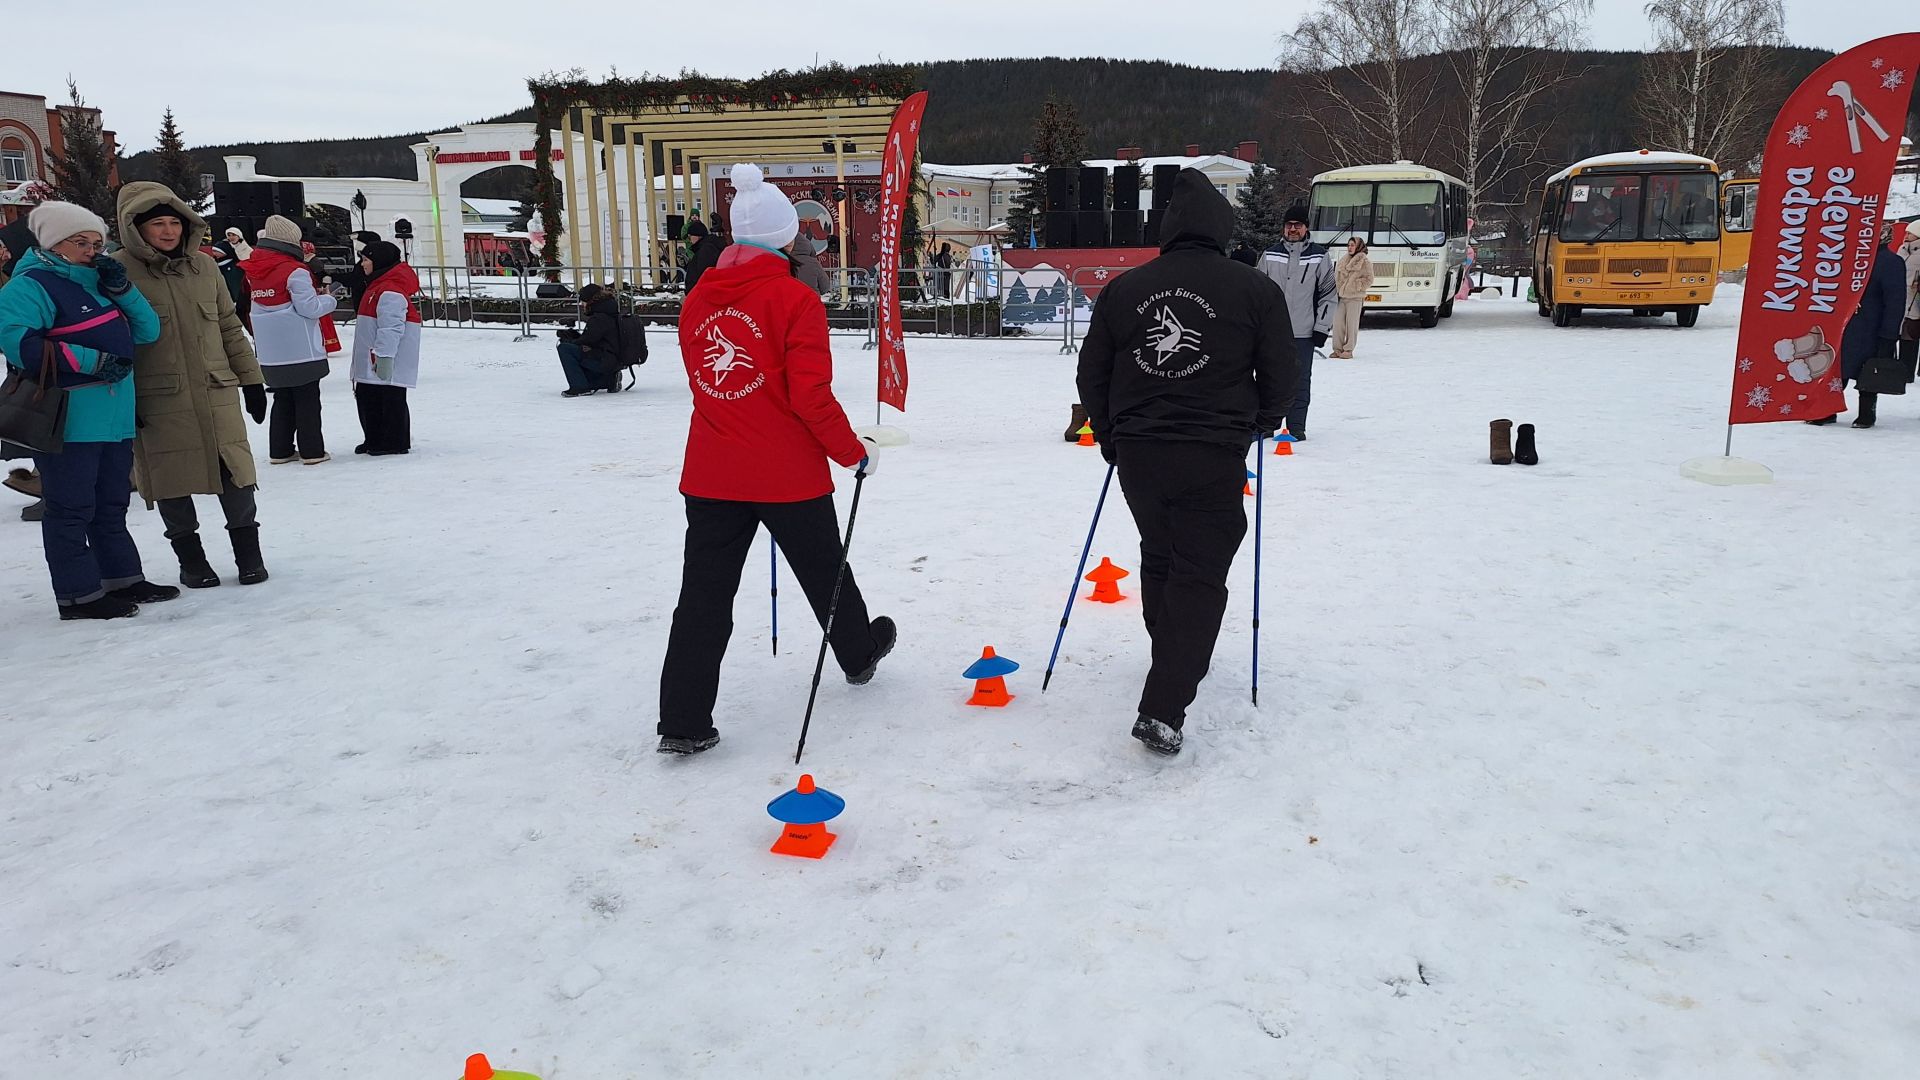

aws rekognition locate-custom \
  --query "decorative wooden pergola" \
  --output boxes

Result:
[527,65,916,286]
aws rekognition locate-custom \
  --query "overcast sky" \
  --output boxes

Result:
[6,0,1905,149]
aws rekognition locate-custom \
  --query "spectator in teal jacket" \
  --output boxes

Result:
[0,201,174,620]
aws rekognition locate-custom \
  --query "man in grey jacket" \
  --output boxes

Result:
[1258,206,1337,439]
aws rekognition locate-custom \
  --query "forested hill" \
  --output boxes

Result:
[121,50,1835,201]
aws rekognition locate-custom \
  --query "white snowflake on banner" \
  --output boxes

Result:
[1828,377,1845,392]
[1815,108,1830,121]
[1093,269,1110,281]
[1883,69,1906,91]
[1746,386,1773,410]
[1787,124,1812,147]
[1738,357,1753,372]
[1779,404,1794,415]
[1872,57,1886,69]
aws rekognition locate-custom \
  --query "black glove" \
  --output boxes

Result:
[1311,330,1329,349]
[93,353,134,384]
[92,254,130,296]
[243,383,267,424]
[1876,337,1898,359]
[1099,440,1116,466]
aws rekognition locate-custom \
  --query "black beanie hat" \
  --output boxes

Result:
[363,240,403,277]
[578,283,605,304]
[685,219,708,239]
[1283,204,1310,226]
[132,204,185,230]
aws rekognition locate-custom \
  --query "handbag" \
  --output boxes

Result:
[1855,345,1914,396]
[0,339,69,453]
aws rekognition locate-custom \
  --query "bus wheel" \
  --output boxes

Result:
[1551,303,1574,327]
[1676,304,1700,327]
[1417,306,1440,328]
[1438,282,1456,319]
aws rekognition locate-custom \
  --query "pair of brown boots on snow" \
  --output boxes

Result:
[1489,420,1538,466]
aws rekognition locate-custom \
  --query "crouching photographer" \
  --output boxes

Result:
[556,283,645,397]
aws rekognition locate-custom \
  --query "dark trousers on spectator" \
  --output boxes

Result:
[33,439,145,605]
[355,383,411,454]
[156,461,257,540]
[659,494,878,740]
[269,383,325,460]
[1115,440,1249,728]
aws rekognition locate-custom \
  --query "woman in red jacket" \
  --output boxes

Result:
[657,162,893,755]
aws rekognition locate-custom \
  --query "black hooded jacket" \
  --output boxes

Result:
[1076,169,1296,448]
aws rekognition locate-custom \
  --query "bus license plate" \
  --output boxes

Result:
[1365,293,1382,302]
[1620,291,1650,300]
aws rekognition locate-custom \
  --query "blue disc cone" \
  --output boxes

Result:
[768,780,846,825]
[963,653,1020,679]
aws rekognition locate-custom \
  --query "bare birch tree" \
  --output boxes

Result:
[1432,0,1593,220]
[1281,0,1440,167]
[1638,0,1788,167]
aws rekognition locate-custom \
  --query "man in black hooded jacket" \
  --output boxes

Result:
[1076,168,1296,756]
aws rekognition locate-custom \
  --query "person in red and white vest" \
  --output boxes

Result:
[347,241,419,455]
[655,162,894,756]
[244,216,338,464]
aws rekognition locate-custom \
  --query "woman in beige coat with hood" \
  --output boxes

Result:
[1329,237,1374,359]
[114,182,271,587]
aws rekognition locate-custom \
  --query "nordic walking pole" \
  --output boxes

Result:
[770,540,779,656]
[1252,436,1265,707]
[1042,462,1117,692]
[794,471,869,765]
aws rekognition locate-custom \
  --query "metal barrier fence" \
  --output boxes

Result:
[1060,267,1132,354]
[344,258,1047,345]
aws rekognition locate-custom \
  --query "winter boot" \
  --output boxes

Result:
[1131,715,1184,756]
[846,616,898,686]
[1514,423,1539,466]
[1851,392,1877,429]
[59,594,140,621]
[657,733,720,755]
[1804,415,1838,425]
[172,534,221,589]
[108,580,182,605]
[1063,403,1089,442]
[1489,419,1513,465]
[230,526,269,585]
[21,499,44,522]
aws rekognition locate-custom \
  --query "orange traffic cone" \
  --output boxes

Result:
[965,646,1019,707]
[1084,557,1130,603]
[1076,420,1096,447]
[1272,433,1296,456]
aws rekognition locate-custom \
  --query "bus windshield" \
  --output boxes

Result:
[1560,171,1719,242]
[1309,180,1445,246]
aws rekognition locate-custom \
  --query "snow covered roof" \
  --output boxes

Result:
[462,197,519,217]
[1084,154,1252,175]
[1547,151,1717,186]
[922,163,1030,181]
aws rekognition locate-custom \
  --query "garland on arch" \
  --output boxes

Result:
[526,63,918,267]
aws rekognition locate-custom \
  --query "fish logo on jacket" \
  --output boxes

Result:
[702,326,756,386]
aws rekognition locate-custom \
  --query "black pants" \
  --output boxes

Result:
[355,383,411,453]
[268,383,325,460]
[659,494,877,740]
[1115,440,1249,727]
[156,461,258,540]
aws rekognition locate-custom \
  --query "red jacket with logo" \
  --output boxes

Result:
[677,251,865,502]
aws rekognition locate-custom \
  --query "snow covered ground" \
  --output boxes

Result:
[3,288,1918,1079]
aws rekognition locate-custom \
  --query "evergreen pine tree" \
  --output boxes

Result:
[1233,162,1287,254]
[153,108,207,211]
[1006,96,1091,248]
[48,79,119,231]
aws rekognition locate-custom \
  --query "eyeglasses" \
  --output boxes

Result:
[58,238,106,253]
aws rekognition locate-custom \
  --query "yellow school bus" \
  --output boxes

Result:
[1720,176,1759,273]
[1532,150,1722,327]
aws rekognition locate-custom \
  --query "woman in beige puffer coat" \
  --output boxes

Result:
[1330,237,1373,359]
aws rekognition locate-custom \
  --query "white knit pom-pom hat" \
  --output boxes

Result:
[727,162,799,251]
